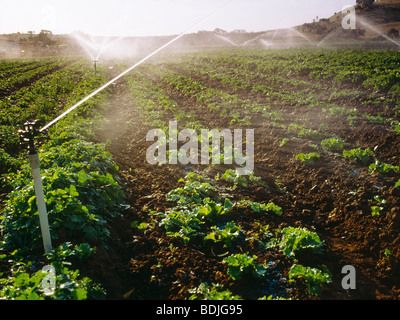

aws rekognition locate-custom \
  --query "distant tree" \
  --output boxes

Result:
[214,28,227,35]
[36,30,55,46]
[356,0,376,9]
[388,28,399,39]
[231,29,246,34]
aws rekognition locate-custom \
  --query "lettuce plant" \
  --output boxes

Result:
[343,148,373,164]
[279,227,324,258]
[223,254,267,280]
[296,153,320,166]
[189,283,242,300]
[204,222,242,248]
[289,264,332,296]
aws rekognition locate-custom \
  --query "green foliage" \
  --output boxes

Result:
[189,283,242,300]
[289,264,332,296]
[0,148,21,175]
[204,222,242,248]
[223,254,267,280]
[0,265,104,301]
[296,152,320,166]
[321,137,347,151]
[343,148,373,164]
[216,169,269,189]
[0,242,104,300]
[219,169,248,188]
[371,206,383,217]
[369,161,399,175]
[370,196,386,217]
[46,242,96,269]
[279,138,289,147]
[279,227,324,258]
[167,180,215,205]
[298,128,322,140]
[0,58,120,300]
[1,160,124,254]
[238,199,283,216]
[198,198,234,222]
[159,209,204,245]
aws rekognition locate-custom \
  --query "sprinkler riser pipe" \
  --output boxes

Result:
[93,60,98,77]
[29,152,52,254]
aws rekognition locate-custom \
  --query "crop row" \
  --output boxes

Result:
[185,49,400,96]
[0,58,104,154]
[0,57,75,95]
[0,58,124,300]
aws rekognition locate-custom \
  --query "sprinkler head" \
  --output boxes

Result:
[18,120,40,154]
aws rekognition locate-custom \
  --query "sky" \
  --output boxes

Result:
[0,0,356,37]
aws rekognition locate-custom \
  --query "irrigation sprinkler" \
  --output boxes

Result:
[93,59,98,77]
[15,0,234,256]
[18,121,52,254]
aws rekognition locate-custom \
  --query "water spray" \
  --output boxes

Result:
[18,121,52,254]
[40,0,234,133]
[17,0,234,253]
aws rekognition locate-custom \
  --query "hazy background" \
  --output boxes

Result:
[1,0,355,36]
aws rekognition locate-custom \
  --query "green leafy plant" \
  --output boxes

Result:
[370,206,382,217]
[279,227,324,258]
[289,264,332,296]
[204,222,242,248]
[0,265,104,301]
[370,196,386,217]
[296,152,320,166]
[167,180,215,205]
[189,283,242,300]
[223,254,267,280]
[218,169,248,188]
[298,128,322,140]
[343,148,373,164]
[321,137,347,151]
[238,200,283,216]
[0,242,104,300]
[368,161,399,175]
[245,222,277,250]
[279,138,289,147]
[198,198,234,222]
[159,209,204,244]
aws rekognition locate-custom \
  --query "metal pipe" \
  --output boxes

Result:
[93,60,98,77]
[28,151,52,254]
[19,121,53,254]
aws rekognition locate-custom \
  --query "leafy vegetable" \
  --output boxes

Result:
[223,254,267,280]
[189,283,242,300]
[296,153,320,166]
[279,227,324,258]
[289,264,332,296]
[343,148,373,164]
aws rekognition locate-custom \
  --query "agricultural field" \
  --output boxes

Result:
[1,47,400,301]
